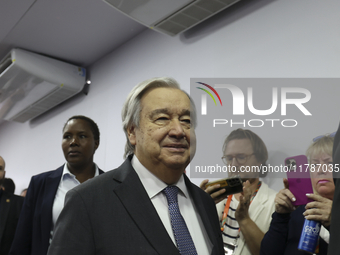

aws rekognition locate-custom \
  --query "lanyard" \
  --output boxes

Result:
[221,195,233,231]
[220,181,262,231]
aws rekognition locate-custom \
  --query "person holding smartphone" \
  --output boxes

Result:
[260,134,335,255]
[201,129,277,255]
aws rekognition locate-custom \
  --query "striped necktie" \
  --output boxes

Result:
[163,186,198,255]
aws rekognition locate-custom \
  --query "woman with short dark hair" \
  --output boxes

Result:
[10,115,104,255]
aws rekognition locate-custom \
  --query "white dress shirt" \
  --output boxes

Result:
[132,155,212,255]
[320,226,330,244]
[51,163,99,239]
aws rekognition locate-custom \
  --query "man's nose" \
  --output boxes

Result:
[169,120,185,138]
[230,157,239,167]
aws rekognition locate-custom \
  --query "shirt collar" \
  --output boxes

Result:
[62,163,99,181]
[131,155,189,199]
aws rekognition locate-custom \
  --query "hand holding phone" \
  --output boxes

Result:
[275,179,297,214]
[285,155,313,206]
[205,176,243,202]
[200,181,228,204]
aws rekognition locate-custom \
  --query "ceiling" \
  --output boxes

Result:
[0,0,147,68]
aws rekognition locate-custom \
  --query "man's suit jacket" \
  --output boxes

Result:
[0,190,24,255]
[9,165,104,255]
[328,123,340,255]
[47,157,224,255]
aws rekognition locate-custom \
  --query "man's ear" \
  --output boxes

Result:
[127,126,137,146]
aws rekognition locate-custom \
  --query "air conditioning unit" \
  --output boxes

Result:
[0,49,86,123]
[103,0,241,36]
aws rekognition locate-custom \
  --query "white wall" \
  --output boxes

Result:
[0,0,339,194]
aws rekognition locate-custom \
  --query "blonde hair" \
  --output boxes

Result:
[306,135,334,162]
[222,128,268,165]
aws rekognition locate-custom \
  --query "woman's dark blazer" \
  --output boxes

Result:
[9,165,104,255]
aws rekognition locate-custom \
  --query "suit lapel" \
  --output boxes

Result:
[184,175,220,251]
[41,165,102,239]
[248,182,268,223]
[112,158,179,255]
[0,191,11,241]
[40,166,63,247]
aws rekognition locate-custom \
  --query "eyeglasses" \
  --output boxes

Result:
[313,132,336,142]
[222,153,254,165]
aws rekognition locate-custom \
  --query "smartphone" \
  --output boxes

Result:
[205,176,243,199]
[285,155,313,206]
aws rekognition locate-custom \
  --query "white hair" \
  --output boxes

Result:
[121,77,197,158]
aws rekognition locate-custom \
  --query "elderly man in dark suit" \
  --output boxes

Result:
[0,156,24,255]
[328,126,340,255]
[47,77,224,255]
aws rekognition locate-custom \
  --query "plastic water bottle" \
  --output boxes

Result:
[298,219,321,254]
